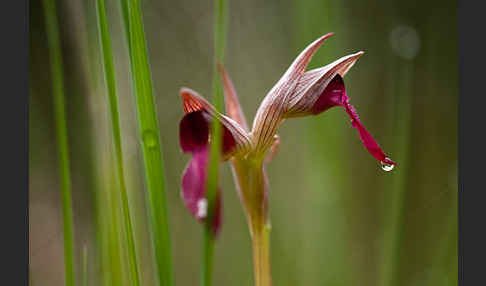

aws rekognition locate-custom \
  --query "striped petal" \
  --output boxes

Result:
[285,51,364,117]
[217,63,249,131]
[251,33,334,154]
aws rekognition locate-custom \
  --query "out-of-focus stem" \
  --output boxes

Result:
[202,0,227,285]
[42,1,76,285]
[96,1,141,285]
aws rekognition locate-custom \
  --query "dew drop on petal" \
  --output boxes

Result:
[381,159,395,172]
[196,198,208,219]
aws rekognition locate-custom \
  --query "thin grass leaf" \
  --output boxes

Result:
[202,0,228,285]
[107,167,126,286]
[42,1,76,285]
[121,0,174,285]
[95,1,142,285]
[118,0,131,51]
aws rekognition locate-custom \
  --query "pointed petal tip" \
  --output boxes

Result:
[321,32,334,40]
[308,32,334,50]
[180,87,196,97]
[180,87,195,102]
[346,51,365,62]
[216,61,224,72]
[216,62,227,81]
[180,87,205,113]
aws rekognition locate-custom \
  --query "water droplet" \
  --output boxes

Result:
[142,130,158,149]
[381,161,395,172]
[196,199,207,219]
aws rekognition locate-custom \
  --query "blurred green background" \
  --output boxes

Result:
[29,0,457,285]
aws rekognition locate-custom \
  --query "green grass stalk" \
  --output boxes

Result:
[121,1,174,285]
[42,1,76,285]
[95,1,142,285]
[108,168,127,286]
[118,0,131,51]
[202,0,228,285]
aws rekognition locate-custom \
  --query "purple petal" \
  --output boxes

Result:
[179,109,239,157]
[311,75,396,166]
[180,88,252,156]
[179,111,209,153]
[222,124,237,156]
[310,73,345,114]
[342,99,396,166]
[181,147,222,235]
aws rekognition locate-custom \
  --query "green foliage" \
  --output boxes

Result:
[95,0,141,285]
[42,0,76,285]
[122,0,174,285]
[202,0,228,285]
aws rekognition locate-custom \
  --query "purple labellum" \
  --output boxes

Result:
[181,146,222,235]
[311,74,396,166]
[179,111,209,153]
[179,91,245,235]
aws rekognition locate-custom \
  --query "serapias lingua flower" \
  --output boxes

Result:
[179,32,396,285]
[179,34,396,284]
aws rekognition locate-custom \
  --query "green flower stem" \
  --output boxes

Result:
[233,157,272,286]
[42,1,76,285]
[95,1,141,285]
[248,163,272,286]
[252,224,271,286]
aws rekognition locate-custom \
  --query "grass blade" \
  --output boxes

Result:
[95,1,142,285]
[202,0,228,285]
[42,1,76,285]
[121,0,174,285]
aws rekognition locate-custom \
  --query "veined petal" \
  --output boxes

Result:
[295,74,396,165]
[251,33,334,154]
[181,147,222,235]
[180,88,252,157]
[217,63,249,131]
[285,51,364,117]
[264,135,280,164]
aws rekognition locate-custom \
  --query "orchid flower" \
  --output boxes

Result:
[179,33,396,286]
